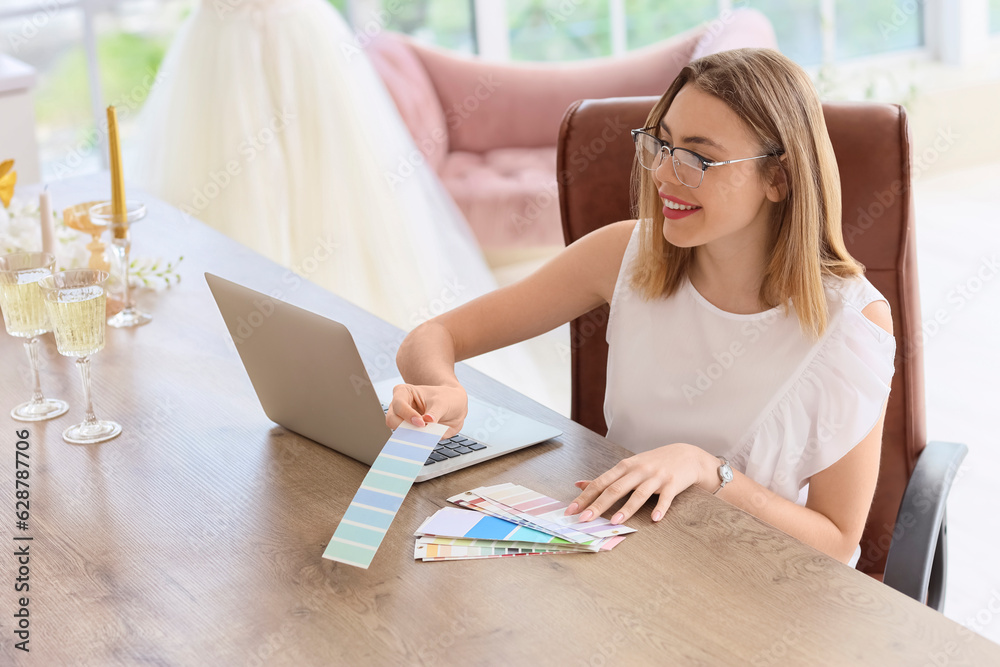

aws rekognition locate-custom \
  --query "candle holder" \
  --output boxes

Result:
[62,201,111,271]
[89,201,150,328]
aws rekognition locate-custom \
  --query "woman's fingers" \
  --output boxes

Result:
[650,478,687,522]
[575,473,644,522]
[386,385,425,429]
[565,473,617,516]
[610,482,660,524]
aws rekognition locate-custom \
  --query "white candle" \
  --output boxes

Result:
[39,188,56,255]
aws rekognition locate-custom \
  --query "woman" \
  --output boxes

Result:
[129,0,552,404]
[385,48,896,567]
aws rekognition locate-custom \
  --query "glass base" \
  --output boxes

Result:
[11,398,70,422]
[108,306,152,328]
[63,419,122,445]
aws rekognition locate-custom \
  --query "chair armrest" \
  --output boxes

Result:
[882,440,968,611]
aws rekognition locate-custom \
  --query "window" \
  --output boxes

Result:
[507,0,611,61]
[623,0,716,51]
[747,0,824,65]
[2,6,92,179]
[1,1,186,180]
[371,0,475,53]
[835,0,923,60]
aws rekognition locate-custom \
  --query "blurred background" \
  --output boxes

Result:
[1,0,998,642]
[1,0,998,181]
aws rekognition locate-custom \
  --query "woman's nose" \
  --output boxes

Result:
[655,154,681,187]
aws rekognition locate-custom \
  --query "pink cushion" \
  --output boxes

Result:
[439,147,564,247]
[368,33,449,171]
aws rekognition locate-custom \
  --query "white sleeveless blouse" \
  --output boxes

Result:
[604,222,896,509]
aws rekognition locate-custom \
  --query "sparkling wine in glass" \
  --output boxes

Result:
[89,200,150,328]
[38,269,121,444]
[0,252,69,421]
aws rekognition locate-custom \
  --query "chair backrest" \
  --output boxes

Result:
[557,97,925,578]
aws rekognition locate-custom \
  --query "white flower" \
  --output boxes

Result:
[0,195,182,289]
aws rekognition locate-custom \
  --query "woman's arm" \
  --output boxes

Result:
[397,220,635,384]
[567,299,893,564]
[391,220,636,422]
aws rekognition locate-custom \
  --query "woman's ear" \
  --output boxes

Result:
[764,155,789,203]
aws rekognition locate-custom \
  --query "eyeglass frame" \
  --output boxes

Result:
[631,128,784,189]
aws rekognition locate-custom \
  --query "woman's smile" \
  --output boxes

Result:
[661,193,702,220]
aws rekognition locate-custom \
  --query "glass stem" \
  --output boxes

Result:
[23,336,45,405]
[76,356,98,427]
[113,237,132,311]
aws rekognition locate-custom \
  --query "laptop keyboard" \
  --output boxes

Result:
[381,403,487,465]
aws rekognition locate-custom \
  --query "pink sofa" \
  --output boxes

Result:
[369,9,777,255]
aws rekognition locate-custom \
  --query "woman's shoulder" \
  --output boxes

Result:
[588,219,640,304]
[734,273,897,502]
[822,272,890,312]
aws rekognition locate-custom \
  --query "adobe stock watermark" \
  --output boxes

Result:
[749,619,808,666]
[64,395,180,512]
[336,0,411,62]
[513,115,629,236]
[179,107,297,224]
[877,0,920,40]
[898,254,999,363]
[855,450,970,575]
[223,249,337,344]
[554,305,610,363]
[743,414,846,511]
[220,234,341,353]
[49,68,166,180]
[6,0,64,54]
[920,593,994,667]
[680,307,781,404]
[384,74,502,191]
[844,126,959,245]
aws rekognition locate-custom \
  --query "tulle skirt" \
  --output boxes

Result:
[129,0,554,406]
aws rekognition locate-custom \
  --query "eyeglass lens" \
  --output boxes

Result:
[635,133,704,188]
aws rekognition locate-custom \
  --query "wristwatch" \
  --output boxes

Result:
[713,456,733,495]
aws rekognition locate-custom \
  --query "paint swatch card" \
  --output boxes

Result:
[442,494,620,549]
[449,488,598,544]
[416,534,626,553]
[415,541,569,561]
[457,483,636,543]
[323,421,448,569]
[415,483,634,563]
[481,482,637,539]
[416,506,577,546]
[416,507,609,552]
[414,538,575,560]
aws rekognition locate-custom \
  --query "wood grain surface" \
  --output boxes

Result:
[1,174,997,666]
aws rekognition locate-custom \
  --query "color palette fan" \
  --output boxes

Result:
[413,483,634,562]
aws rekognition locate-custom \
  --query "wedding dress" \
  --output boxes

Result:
[129,0,554,407]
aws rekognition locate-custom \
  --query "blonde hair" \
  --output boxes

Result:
[628,48,863,340]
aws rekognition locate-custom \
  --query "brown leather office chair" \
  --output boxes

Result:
[556,97,967,611]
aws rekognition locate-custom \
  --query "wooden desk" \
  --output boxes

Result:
[2,174,998,665]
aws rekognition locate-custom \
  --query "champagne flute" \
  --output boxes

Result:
[0,252,70,421]
[89,200,150,328]
[38,269,121,444]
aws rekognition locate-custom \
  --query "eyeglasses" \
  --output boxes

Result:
[631,128,783,189]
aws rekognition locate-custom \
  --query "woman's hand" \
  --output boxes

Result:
[385,382,468,440]
[565,443,719,524]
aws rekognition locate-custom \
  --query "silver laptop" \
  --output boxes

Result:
[205,273,561,482]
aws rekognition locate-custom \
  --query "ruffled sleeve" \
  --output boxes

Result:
[730,285,896,503]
